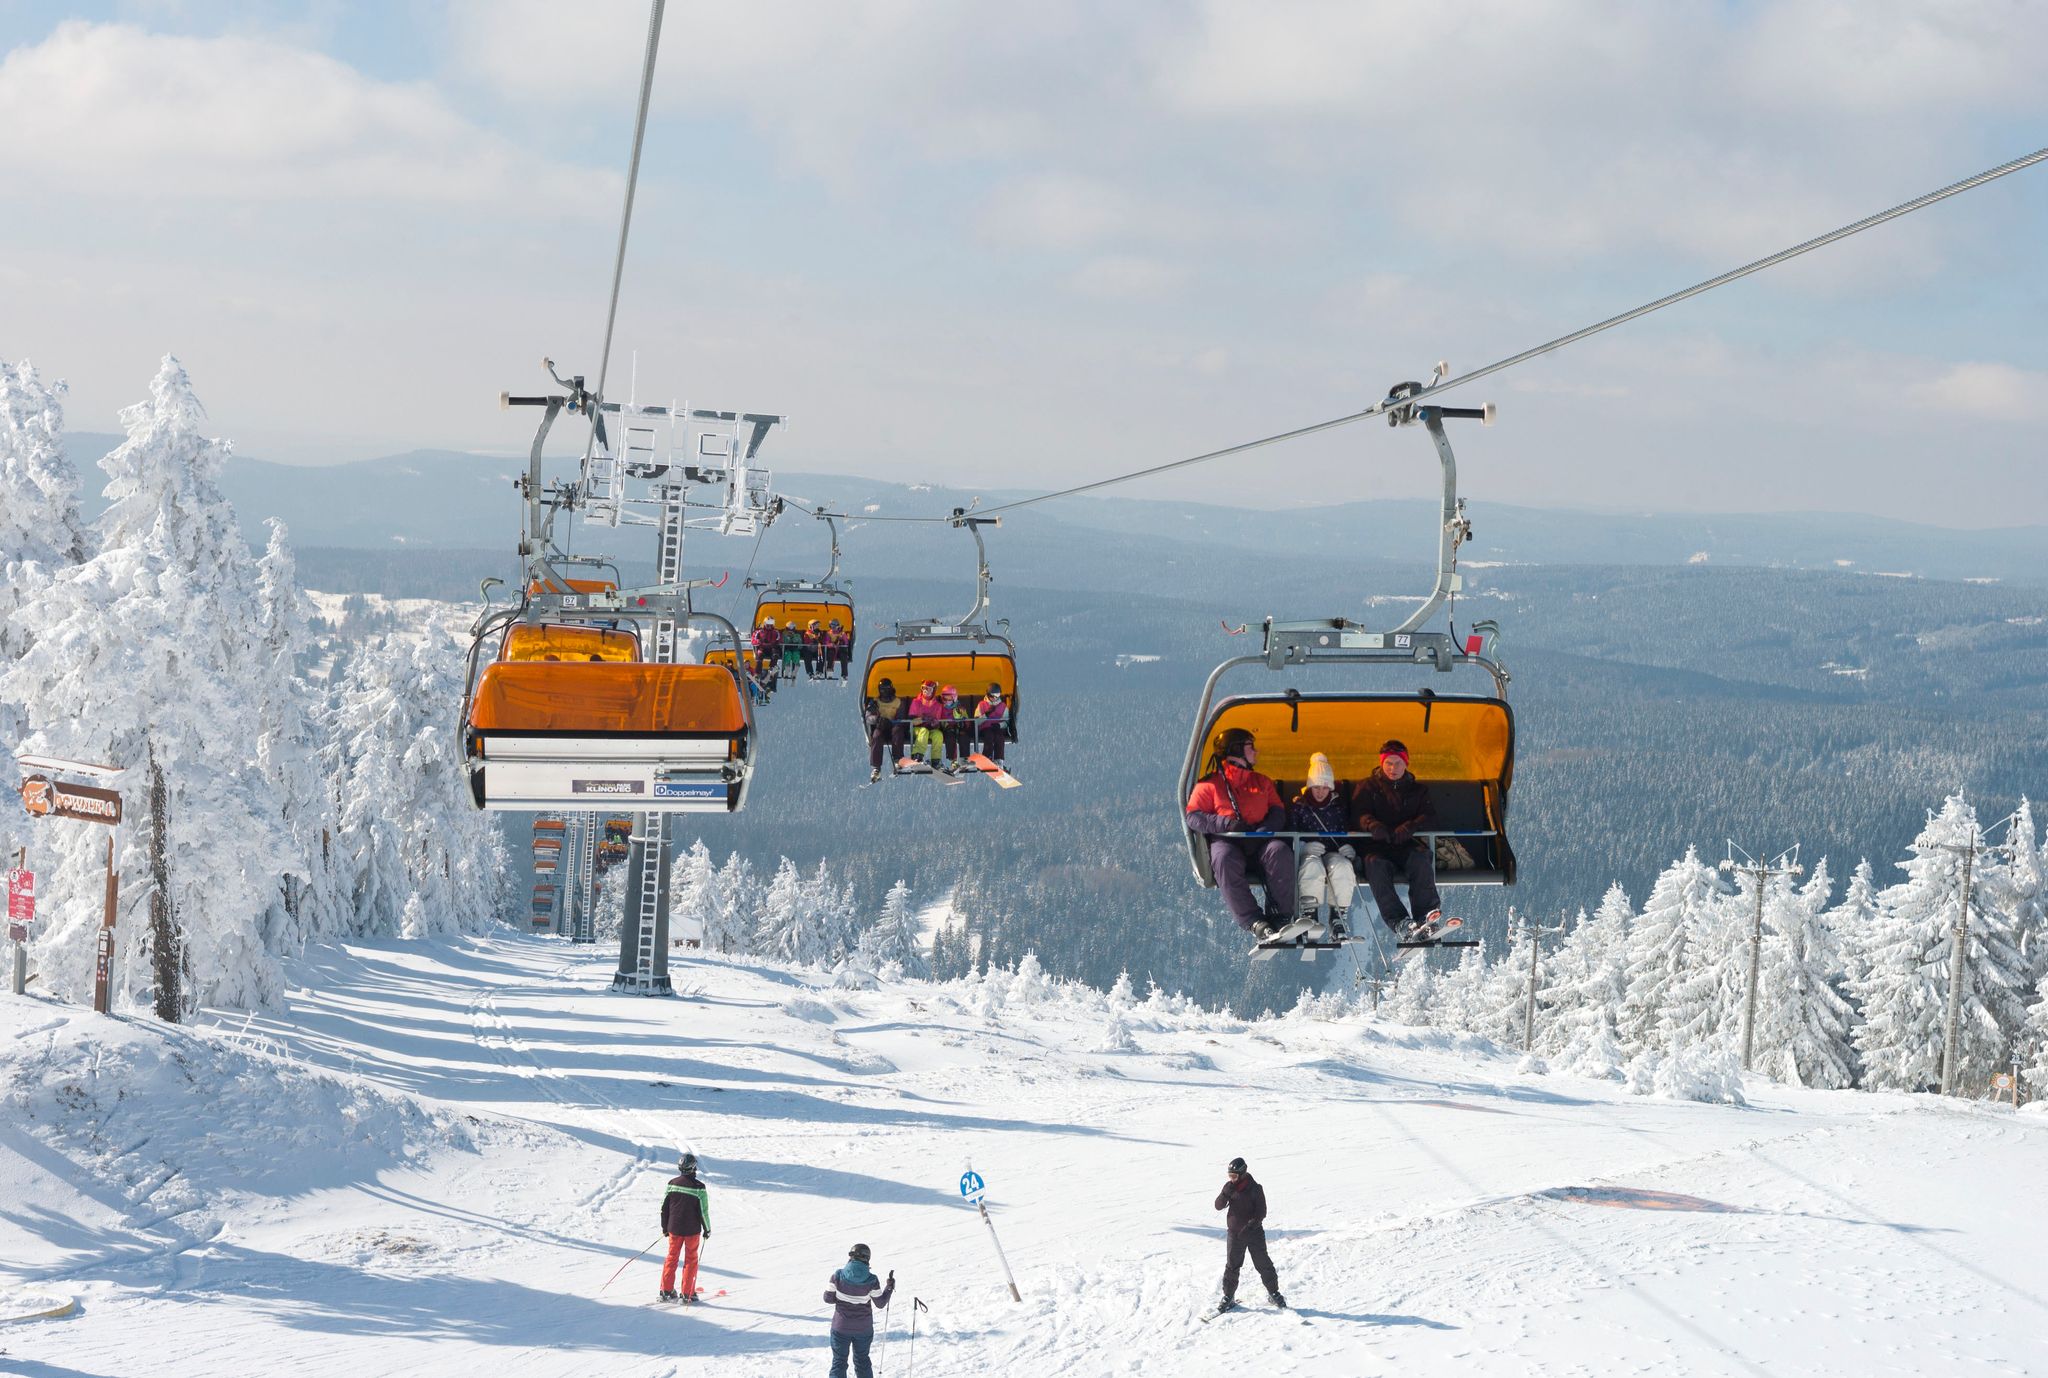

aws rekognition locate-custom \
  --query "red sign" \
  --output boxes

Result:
[6,869,31,924]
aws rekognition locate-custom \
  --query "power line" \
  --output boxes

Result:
[963,145,2048,522]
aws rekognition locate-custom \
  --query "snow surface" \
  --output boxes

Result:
[5,936,2047,1377]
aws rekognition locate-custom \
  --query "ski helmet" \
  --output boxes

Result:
[1215,728,1256,767]
[679,1150,698,1172]
[1226,1157,1247,1175]
[849,1243,872,1263]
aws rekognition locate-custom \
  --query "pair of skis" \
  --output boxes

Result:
[872,754,1020,789]
[1199,1295,1301,1324]
[1249,912,1466,959]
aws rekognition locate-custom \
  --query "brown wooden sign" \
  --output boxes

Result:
[19,775,123,826]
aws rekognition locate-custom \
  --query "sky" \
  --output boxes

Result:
[3,1,2045,524]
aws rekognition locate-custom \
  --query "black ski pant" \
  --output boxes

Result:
[1223,1222,1279,1300]
[1362,844,1439,931]
[975,722,1006,763]
[829,1331,873,1378]
[868,719,908,771]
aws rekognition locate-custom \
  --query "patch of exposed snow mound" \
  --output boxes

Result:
[1517,1053,1550,1076]
[1638,1043,1748,1105]
[1,1008,472,1244]
[782,995,838,1023]
[831,960,879,990]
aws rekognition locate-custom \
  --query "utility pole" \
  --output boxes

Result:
[1511,913,1569,1052]
[1929,829,1984,1097]
[1721,844,1803,1072]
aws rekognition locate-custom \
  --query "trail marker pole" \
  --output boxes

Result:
[960,1164,1021,1302]
[1720,844,1803,1072]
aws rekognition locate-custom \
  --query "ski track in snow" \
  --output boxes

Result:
[4,935,2047,1377]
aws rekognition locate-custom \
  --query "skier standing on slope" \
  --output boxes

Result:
[659,1151,710,1303]
[824,1243,895,1378]
[1213,1156,1284,1312]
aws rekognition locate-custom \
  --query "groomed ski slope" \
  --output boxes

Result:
[4,936,2046,1377]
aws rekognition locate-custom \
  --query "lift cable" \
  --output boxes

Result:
[581,0,667,473]
[935,145,2048,524]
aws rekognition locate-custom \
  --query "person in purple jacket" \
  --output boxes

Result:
[824,1242,895,1378]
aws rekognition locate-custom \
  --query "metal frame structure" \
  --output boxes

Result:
[856,511,1020,755]
[1176,380,1514,934]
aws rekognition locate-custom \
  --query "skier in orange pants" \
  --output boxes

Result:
[659,1152,710,1302]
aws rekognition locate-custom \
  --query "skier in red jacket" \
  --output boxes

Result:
[1185,728,1295,936]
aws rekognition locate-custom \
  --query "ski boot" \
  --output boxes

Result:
[1268,1290,1286,1309]
[869,767,881,784]
[1215,1296,1238,1314]
[659,1289,678,1303]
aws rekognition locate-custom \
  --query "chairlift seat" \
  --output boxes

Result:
[466,662,750,812]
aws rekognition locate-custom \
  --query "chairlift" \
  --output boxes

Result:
[708,509,856,681]
[461,574,757,814]
[858,511,1019,773]
[1179,381,1517,947]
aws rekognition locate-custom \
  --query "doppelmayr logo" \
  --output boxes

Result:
[571,780,645,795]
[654,782,721,799]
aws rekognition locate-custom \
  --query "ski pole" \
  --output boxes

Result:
[908,1296,927,1378]
[600,1236,663,1295]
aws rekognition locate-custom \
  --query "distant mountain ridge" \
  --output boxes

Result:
[61,433,2048,588]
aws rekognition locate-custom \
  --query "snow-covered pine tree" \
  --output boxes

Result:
[1542,886,1631,1056]
[1854,796,2034,1092]
[1430,934,1489,1036]
[329,633,507,937]
[667,840,715,949]
[1827,858,1883,1012]
[752,857,819,965]
[1996,799,2044,989]
[1380,956,1437,1027]
[0,358,87,872]
[1617,847,1724,1053]
[859,879,930,978]
[1657,863,1747,1055]
[1748,859,1857,1088]
[806,861,858,964]
[703,852,756,955]
[2023,966,2048,1100]
[2,357,293,1011]
[253,520,348,949]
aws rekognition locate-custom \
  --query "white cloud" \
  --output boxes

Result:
[0,21,608,206]
[1905,362,2048,423]
[1068,255,1184,301]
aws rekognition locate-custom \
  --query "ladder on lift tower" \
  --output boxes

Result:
[614,482,689,992]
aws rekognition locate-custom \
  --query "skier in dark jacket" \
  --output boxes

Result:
[1212,1154,1277,1302]
[824,1243,895,1378]
[1213,1156,1283,1311]
[659,1151,711,1303]
[1351,739,1442,937]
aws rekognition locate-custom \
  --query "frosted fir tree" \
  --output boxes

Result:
[1827,858,1884,1006]
[328,633,508,937]
[253,520,348,949]
[753,858,822,965]
[1617,847,1725,1053]
[1007,951,1051,1005]
[0,358,87,869]
[1542,886,1632,1056]
[1431,935,1491,1037]
[2,357,292,1011]
[667,840,715,949]
[1656,864,1748,1055]
[1996,799,2045,988]
[1379,956,1437,1027]
[806,862,859,964]
[1853,796,2033,1092]
[2023,969,2048,1098]
[858,880,931,978]
[1748,859,1857,1088]
[702,852,757,955]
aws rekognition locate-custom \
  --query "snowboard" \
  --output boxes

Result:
[966,753,1022,788]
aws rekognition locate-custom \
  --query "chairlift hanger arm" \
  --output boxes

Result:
[949,508,998,626]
